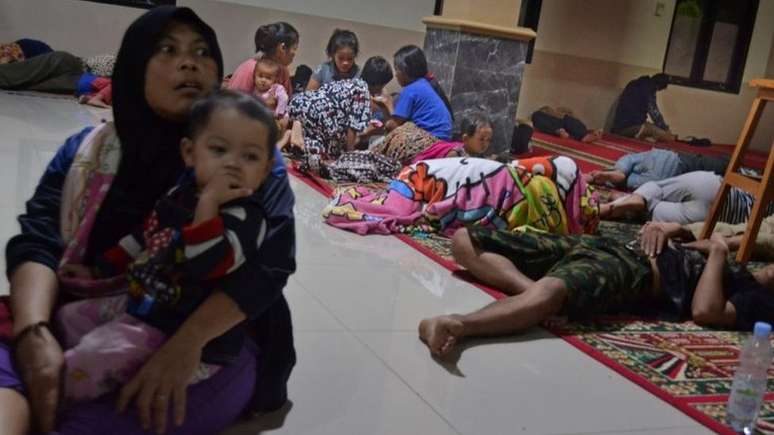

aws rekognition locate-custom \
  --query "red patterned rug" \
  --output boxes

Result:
[287,144,773,434]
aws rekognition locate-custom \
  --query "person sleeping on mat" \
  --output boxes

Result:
[531,106,602,143]
[587,149,729,190]
[598,170,774,225]
[418,222,774,358]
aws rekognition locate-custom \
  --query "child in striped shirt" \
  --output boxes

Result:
[55,90,279,401]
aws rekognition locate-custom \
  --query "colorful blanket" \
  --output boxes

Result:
[323,156,599,236]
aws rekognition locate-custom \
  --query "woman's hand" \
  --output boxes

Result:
[117,332,203,434]
[14,325,64,433]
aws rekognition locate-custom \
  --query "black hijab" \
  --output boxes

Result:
[87,6,223,261]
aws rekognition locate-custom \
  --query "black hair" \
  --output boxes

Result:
[393,45,454,120]
[326,29,359,57]
[187,89,278,161]
[360,56,393,88]
[459,113,492,139]
[652,73,670,90]
[292,64,313,93]
[92,6,223,261]
[254,22,299,56]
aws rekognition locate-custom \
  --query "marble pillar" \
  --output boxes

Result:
[423,27,530,153]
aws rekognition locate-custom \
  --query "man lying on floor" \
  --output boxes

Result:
[587,149,729,191]
[418,222,774,358]
[598,170,774,225]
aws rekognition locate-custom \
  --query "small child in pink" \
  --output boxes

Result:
[253,57,288,117]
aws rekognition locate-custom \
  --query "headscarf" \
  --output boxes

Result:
[87,6,223,261]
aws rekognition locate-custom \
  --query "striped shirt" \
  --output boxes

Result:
[718,187,774,225]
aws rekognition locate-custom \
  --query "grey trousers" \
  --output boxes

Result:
[634,171,721,224]
[0,51,84,94]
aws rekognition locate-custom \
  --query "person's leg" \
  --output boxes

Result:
[0,51,83,91]
[531,111,566,138]
[677,153,729,176]
[0,344,30,435]
[56,341,258,435]
[0,389,29,435]
[451,228,536,295]
[453,227,580,295]
[635,171,720,224]
[638,122,675,142]
[562,115,591,141]
[419,277,567,356]
[615,124,642,138]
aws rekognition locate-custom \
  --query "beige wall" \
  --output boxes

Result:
[216,0,434,32]
[0,0,144,57]
[180,0,424,84]
[442,0,522,28]
[519,0,774,151]
[0,0,424,91]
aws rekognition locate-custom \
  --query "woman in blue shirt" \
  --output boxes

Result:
[375,45,453,141]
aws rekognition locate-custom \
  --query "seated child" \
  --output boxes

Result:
[307,29,360,91]
[411,114,493,163]
[55,90,279,401]
[254,57,288,117]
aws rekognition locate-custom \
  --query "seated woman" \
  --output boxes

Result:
[418,222,774,358]
[374,45,453,142]
[599,170,774,225]
[588,149,729,190]
[531,106,602,143]
[227,22,299,97]
[323,155,599,237]
[0,7,295,435]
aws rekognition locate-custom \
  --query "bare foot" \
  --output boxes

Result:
[557,128,570,139]
[419,315,465,357]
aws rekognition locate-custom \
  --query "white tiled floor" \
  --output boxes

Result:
[0,91,713,434]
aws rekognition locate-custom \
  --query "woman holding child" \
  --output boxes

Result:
[0,7,296,435]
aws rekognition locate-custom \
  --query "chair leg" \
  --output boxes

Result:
[699,97,766,241]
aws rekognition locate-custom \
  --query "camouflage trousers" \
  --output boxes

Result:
[468,227,653,319]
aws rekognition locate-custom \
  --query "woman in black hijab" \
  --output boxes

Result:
[1,6,296,435]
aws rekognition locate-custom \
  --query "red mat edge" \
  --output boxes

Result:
[288,163,742,434]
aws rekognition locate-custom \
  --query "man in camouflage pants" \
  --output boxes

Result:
[419,224,774,358]
[419,226,658,357]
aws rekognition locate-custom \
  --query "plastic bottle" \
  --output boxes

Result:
[727,321,772,434]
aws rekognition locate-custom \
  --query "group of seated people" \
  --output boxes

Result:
[0,5,772,435]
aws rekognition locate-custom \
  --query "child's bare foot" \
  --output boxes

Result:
[419,315,465,357]
[557,128,570,139]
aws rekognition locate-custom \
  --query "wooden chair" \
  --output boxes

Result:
[700,79,774,263]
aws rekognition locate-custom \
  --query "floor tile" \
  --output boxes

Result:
[357,331,706,435]
[220,331,459,435]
